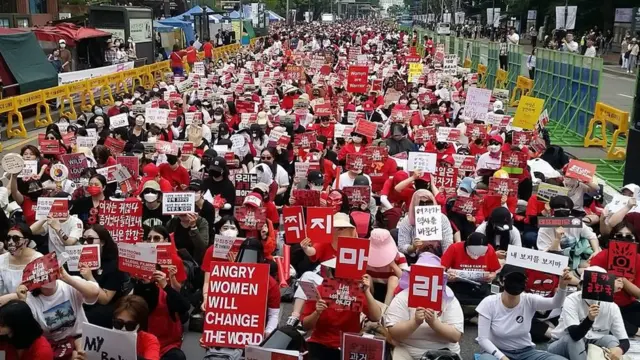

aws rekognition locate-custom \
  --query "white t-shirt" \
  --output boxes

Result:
[476,152,502,174]
[507,33,520,45]
[536,223,597,252]
[26,278,98,341]
[250,164,289,188]
[385,288,464,358]
[551,292,627,341]
[43,216,84,259]
[0,251,42,295]
[332,172,372,190]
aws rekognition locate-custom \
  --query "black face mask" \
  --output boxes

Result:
[167,157,178,166]
[554,210,571,217]
[210,170,223,178]
[202,157,212,167]
[418,200,433,206]
[504,277,526,296]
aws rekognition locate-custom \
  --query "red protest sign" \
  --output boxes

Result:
[306,207,334,244]
[346,153,371,173]
[320,65,331,75]
[236,100,254,114]
[292,189,321,207]
[104,137,126,155]
[608,240,638,279]
[234,206,267,231]
[408,264,445,311]
[354,119,377,138]
[155,243,174,268]
[425,114,445,127]
[282,206,306,244]
[39,139,61,155]
[341,333,385,360]
[347,66,369,93]
[234,173,258,207]
[565,159,596,183]
[501,151,527,175]
[314,104,333,117]
[465,123,487,139]
[437,127,461,142]
[513,131,533,147]
[98,199,143,243]
[155,141,179,156]
[60,153,88,181]
[181,142,195,155]
[118,242,158,280]
[452,197,480,215]
[318,278,365,312]
[343,186,371,208]
[294,132,318,149]
[116,156,140,181]
[21,252,60,291]
[432,166,458,190]
[285,65,304,81]
[49,199,69,219]
[202,262,270,348]
[414,127,437,144]
[78,245,101,270]
[336,237,370,280]
[488,177,519,197]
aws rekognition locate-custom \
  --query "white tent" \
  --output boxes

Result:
[267,10,284,21]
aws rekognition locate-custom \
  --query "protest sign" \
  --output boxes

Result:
[283,206,306,244]
[162,192,195,215]
[298,280,320,300]
[346,153,371,173]
[407,152,437,173]
[492,88,510,103]
[118,242,157,280]
[354,119,377,139]
[501,151,527,175]
[414,127,437,144]
[116,156,140,181]
[432,166,458,190]
[436,127,461,142]
[98,199,143,243]
[452,197,480,215]
[343,186,371,208]
[145,107,171,127]
[82,321,137,360]
[488,177,519,197]
[512,131,533,147]
[408,264,445,311]
[294,162,310,182]
[234,173,258,206]
[341,333,385,360]
[202,262,270,348]
[65,244,101,272]
[334,124,355,139]
[234,206,267,231]
[536,183,569,203]
[463,87,492,121]
[414,205,443,241]
[185,111,203,125]
[1,153,24,174]
[60,153,88,181]
[318,278,365,312]
[245,346,300,360]
[347,111,365,124]
[607,240,637,278]
[39,139,61,155]
[365,146,389,163]
[155,140,179,156]
[18,159,38,178]
[452,154,476,172]
[315,104,333,117]
[213,235,244,260]
[506,246,568,275]
[564,159,596,183]
[537,217,583,228]
[104,137,126,155]
[96,165,118,184]
[292,189,321,207]
[464,123,487,140]
[443,55,458,76]
[336,237,370,280]
[306,207,334,244]
[452,269,487,282]
[35,198,68,221]
[347,66,369,93]
[294,132,317,149]
[513,96,544,130]
[109,113,129,129]
[582,270,615,302]
[50,163,69,182]
[76,136,98,149]
[425,114,445,126]
[22,252,60,291]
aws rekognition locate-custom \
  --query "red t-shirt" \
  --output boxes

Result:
[310,242,337,263]
[170,50,186,68]
[589,249,640,307]
[186,46,197,63]
[300,297,369,349]
[0,335,54,360]
[440,241,501,272]
[525,194,546,224]
[380,171,415,208]
[370,158,397,194]
[21,197,38,226]
[265,201,279,226]
[158,163,190,190]
[203,42,213,58]
[137,331,161,360]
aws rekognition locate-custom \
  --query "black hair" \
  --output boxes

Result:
[85,224,118,263]
[485,207,513,251]
[7,222,33,241]
[549,195,573,210]
[214,215,246,237]
[0,300,43,349]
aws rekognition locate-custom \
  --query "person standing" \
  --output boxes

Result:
[499,36,509,70]
[57,39,72,72]
[507,27,520,45]
[628,38,639,74]
[202,37,213,64]
[527,48,536,79]
[169,44,187,76]
[104,39,118,65]
[529,26,538,48]
[584,39,597,58]
[185,40,198,70]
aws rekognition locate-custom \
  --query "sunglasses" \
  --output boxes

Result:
[489,141,501,146]
[146,235,164,242]
[112,318,138,331]
[81,236,99,244]
[6,235,25,243]
[613,233,635,241]
[261,156,273,160]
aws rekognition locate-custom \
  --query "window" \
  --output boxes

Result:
[16,19,29,28]
[29,0,47,14]
[0,19,9,28]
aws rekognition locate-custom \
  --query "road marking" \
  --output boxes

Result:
[618,94,634,99]
[603,73,635,82]
[3,134,40,152]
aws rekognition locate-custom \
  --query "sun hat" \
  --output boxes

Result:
[334,212,354,228]
[368,229,398,267]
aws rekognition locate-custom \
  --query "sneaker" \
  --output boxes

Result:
[286,316,299,327]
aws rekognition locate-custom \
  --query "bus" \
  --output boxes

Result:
[398,14,413,27]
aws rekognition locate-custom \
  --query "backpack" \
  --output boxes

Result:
[541,145,569,170]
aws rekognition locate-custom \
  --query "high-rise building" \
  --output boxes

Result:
[0,0,59,27]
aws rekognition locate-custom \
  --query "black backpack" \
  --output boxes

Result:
[541,145,569,170]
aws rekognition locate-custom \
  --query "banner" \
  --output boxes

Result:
[82,321,137,360]
[118,242,157,280]
[555,6,578,30]
[98,199,143,243]
[202,262,270,348]
[336,237,369,280]
[57,61,135,106]
[408,264,445,310]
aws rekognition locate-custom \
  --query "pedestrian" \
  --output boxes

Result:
[185,40,197,70]
[499,36,508,70]
[169,44,187,76]
[529,26,537,48]
[622,37,630,69]
[47,49,62,73]
[57,39,71,72]
[628,38,639,74]
[527,48,536,79]
[584,39,597,58]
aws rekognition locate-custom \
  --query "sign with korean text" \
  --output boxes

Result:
[501,151,527,175]
[354,119,377,139]
[341,333,385,360]
[202,262,270,348]
[347,66,369,93]
[488,177,519,197]
[432,166,457,190]
[452,197,480,215]
[506,246,568,276]
[245,346,299,360]
[294,132,317,149]
[116,156,139,181]
[162,192,195,215]
[234,173,258,206]
[234,206,267,231]
[145,107,171,127]
[564,159,596,183]
[104,137,126,156]
[336,237,370,280]
[22,252,61,291]
[408,264,445,311]
[283,206,306,244]
[582,270,615,302]
[98,199,143,243]
[452,154,476,172]
[414,127,437,144]
[407,152,437,174]
[306,207,334,244]
[463,87,492,121]
[536,183,569,203]
[436,127,461,143]
[343,186,371,208]
[292,189,321,207]
[346,153,371,173]
[118,242,157,280]
[537,217,583,228]
[35,198,68,221]
[318,278,365,312]
[82,321,137,360]
[443,55,458,76]
[39,139,61,155]
[414,205,443,241]
[109,113,129,129]
[213,235,245,260]
[65,244,101,272]
[607,240,637,278]
[513,96,544,130]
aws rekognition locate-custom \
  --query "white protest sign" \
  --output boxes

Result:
[463,87,493,121]
[18,160,38,178]
[193,62,206,75]
[506,246,568,275]
[113,164,132,183]
[414,205,443,241]
[230,134,245,150]
[245,346,300,360]
[82,321,137,360]
[443,55,458,76]
[35,198,56,221]
[294,162,310,181]
[109,113,129,129]
[64,244,101,272]
[86,128,98,139]
[1,153,24,174]
[213,235,237,259]
[407,152,437,174]
[145,108,171,127]
[76,136,98,149]
[162,192,196,215]
[334,124,354,139]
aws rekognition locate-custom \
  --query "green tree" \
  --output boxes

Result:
[388,4,405,16]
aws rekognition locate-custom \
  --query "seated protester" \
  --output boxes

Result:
[253,183,279,228]
[378,170,419,229]
[548,266,628,360]
[135,163,173,197]
[589,220,640,337]
[600,184,639,238]
[201,157,236,208]
[92,145,117,169]
[158,152,190,191]
[475,135,504,182]
[369,139,398,194]
[476,265,571,360]
[523,177,552,249]
[112,295,161,360]
[439,177,485,240]
[31,193,83,258]
[524,269,562,343]
[300,267,381,360]
[537,196,599,283]
[190,180,215,233]
[70,174,109,224]
[475,207,522,264]
[179,146,202,175]
[367,228,408,305]
[386,123,416,156]
[166,211,209,265]
[129,114,148,143]
[0,224,42,295]
[386,253,463,360]
[141,181,172,228]
[0,300,54,360]
[441,232,500,307]
[562,167,599,219]
[111,127,134,154]
[80,225,128,329]
[251,148,289,201]
[398,189,453,258]
[337,131,368,163]
[0,268,99,359]
[332,165,372,191]
[143,226,187,291]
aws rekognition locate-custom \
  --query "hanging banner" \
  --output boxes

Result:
[555,6,578,30]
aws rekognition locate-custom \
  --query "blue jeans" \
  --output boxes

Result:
[172,67,184,76]
[548,334,618,360]
[477,346,567,360]
[522,231,539,249]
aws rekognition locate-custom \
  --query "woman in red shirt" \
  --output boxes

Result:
[169,44,187,76]
[111,295,161,360]
[0,300,53,360]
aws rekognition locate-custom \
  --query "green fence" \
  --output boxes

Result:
[508,44,524,94]
[486,43,499,90]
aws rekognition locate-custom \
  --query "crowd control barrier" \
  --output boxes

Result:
[584,103,629,160]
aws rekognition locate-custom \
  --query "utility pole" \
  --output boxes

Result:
[564,0,568,29]
[286,0,290,24]
[491,0,495,41]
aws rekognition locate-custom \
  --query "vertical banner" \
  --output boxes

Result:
[555,6,578,30]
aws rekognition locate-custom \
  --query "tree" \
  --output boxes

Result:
[388,4,405,16]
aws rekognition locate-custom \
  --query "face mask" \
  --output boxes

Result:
[270,108,279,115]
[466,245,488,259]
[352,136,363,144]
[399,100,408,105]
[488,145,501,153]
[410,104,418,110]
[60,44,66,49]
[115,101,122,106]
[167,157,178,166]
[144,193,158,203]
[457,190,470,198]
[494,224,510,232]
[564,178,578,188]
[152,88,159,92]
[310,185,323,191]
[95,119,104,128]
[134,93,141,98]
[214,115,223,121]
[464,117,473,124]
[87,185,102,196]
[221,229,239,237]
[221,134,229,139]
[504,277,526,296]
[94,108,103,116]
[210,170,223,178]
[553,209,572,218]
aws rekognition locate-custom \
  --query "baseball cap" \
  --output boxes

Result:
[142,180,160,192]
[253,182,270,194]
[307,171,324,186]
[243,192,263,208]
[143,163,159,178]
[131,143,145,154]
[189,179,202,191]
[500,264,527,281]
[209,157,227,173]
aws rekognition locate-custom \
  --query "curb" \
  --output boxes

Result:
[602,67,637,79]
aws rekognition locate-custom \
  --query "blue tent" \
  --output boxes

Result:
[153,20,175,32]
[228,10,241,19]
[157,16,195,44]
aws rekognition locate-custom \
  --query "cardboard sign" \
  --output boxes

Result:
[292,189,321,207]
[452,197,480,215]
[118,242,157,280]
[60,153,88,181]
[341,333,385,360]
[564,159,596,183]
[347,66,369,93]
[506,246,568,276]
[39,139,61,155]
[145,107,171,127]
[407,152,437,174]
[104,137,126,155]
[513,131,533,147]
[452,154,476,172]
[513,96,544,130]
[116,156,140,181]
[463,87,492,121]
[582,270,615,302]
[82,321,137,360]
[162,192,195,215]
[283,206,306,244]
[488,177,519,197]
[22,252,60,291]
[318,278,365,312]
[607,240,637,278]
[294,132,317,149]
[306,207,334,244]
[98,199,143,243]
[414,127,437,144]
[432,166,458,190]
[212,235,244,260]
[202,262,270,348]
[234,173,258,206]
[65,244,101,272]
[234,206,267,231]
[436,127,461,142]
[537,217,583,228]
[408,264,445,311]
[346,153,371,173]
[414,205,443,241]
[336,237,370,280]
[1,153,24,174]
[536,183,569,203]
[501,151,527,175]
[245,347,300,360]
[109,113,129,129]
[354,119,377,138]
[343,186,371,208]
[465,123,487,139]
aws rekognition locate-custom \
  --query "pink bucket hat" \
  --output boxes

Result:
[368,229,398,268]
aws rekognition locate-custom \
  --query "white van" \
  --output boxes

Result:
[436,22,451,35]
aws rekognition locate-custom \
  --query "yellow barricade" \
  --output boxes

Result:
[495,69,507,89]
[509,76,534,107]
[584,103,629,160]
[463,58,471,68]
[477,64,487,88]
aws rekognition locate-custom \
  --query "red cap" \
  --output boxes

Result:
[363,101,374,111]
[489,135,504,144]
[143,163,159,177]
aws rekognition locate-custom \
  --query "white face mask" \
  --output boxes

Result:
[464,117,473,124]
[144,193,158,203]
[214,115,222,121]
[488,145,501,153]
[399,100,408,105]
[221,229,239,237]
[410,104,419,110]
[148,136,157,143]
[457,190,470,198]
[270,108,279,115]
[466,245,488,259]
[352,136,363,144]
[133,93,141,98]
[60,44,66,49]
[115,101,122,106]
[152,88,159,92]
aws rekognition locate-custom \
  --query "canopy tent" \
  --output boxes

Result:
[228,11,241,19]
[208,15,221,23]
[153,20,175,33]
[0,32,57,93]
[158,17,195,44]
[30,23,111,46]
[267,10,285,21]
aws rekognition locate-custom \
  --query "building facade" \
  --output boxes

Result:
[0,0,59,27]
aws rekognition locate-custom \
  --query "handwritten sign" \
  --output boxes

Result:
[1,153,24,174]
[82,321,137,360]
[414,205,443,241]
[463,87,492,121]
[513,96,544,130]
[407,152,437,174]
[506,246,568,276]
[582,270,615,302]
[162,192,195,215]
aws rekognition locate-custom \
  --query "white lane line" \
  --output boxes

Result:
[603,73,635,81]
[618,93,634,99]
